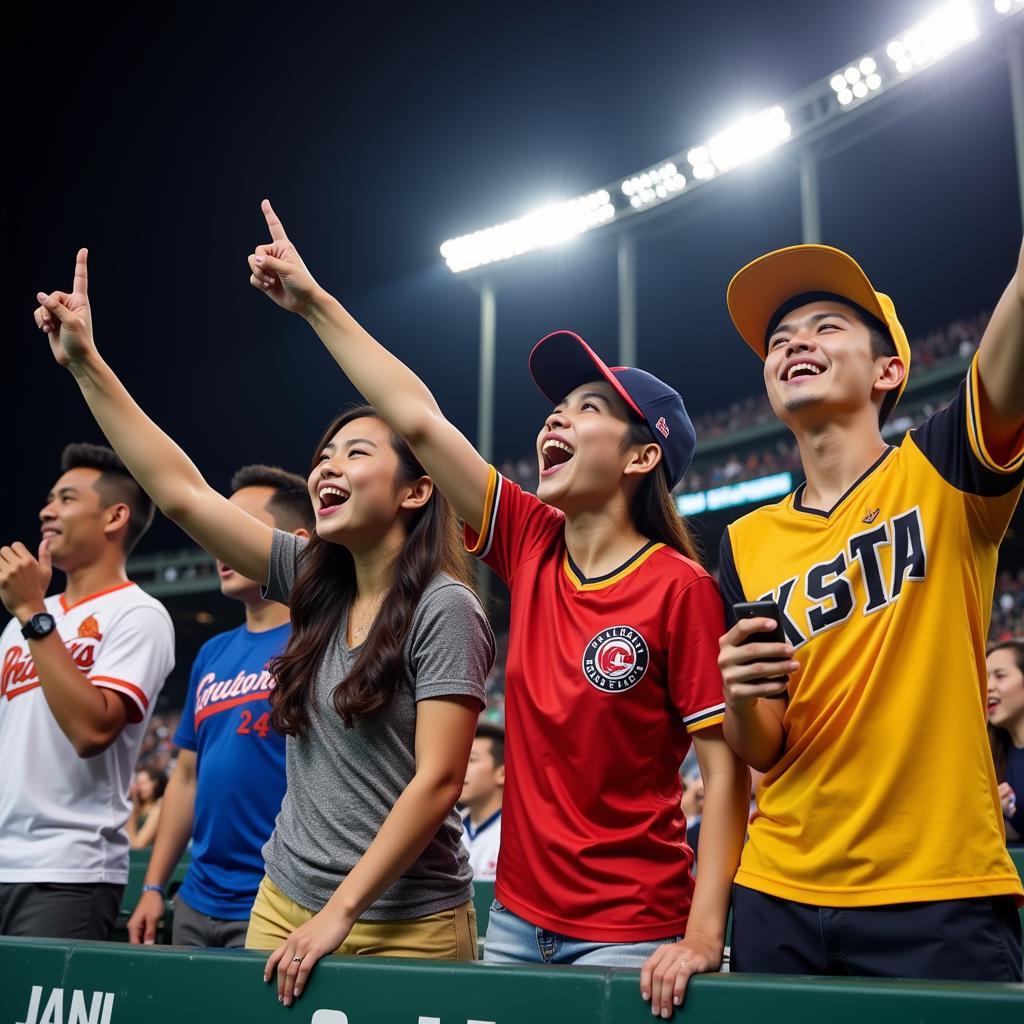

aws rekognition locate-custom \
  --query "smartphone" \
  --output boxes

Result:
[732,599,789,684]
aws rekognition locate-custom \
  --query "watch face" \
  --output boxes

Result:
[24,613,56,637]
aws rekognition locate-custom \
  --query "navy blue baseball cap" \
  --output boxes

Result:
[528,330,697,489]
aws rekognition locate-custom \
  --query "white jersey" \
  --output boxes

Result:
[0,582,174,884]
[460,809,501,881]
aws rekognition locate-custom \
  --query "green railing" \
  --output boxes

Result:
[116,848,1024,944]
[1,937,1020,1024]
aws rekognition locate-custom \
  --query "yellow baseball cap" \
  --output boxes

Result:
[726,244,911,403]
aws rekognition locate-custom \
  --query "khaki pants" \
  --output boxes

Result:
[245,875,478,960]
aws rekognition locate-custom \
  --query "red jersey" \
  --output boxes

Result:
[466,467,727,941]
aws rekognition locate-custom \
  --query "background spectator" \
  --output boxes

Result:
[127,764,168,849]
[459,722,505,881]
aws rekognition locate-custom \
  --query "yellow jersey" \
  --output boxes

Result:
[719,356,1024,907]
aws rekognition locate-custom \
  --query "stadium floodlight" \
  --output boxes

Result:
[440,189,615,273]
[440,0,1021,273]
[830,54,886,108]
[696,106,793,175]
[885,1,978,77]
[621,162,687,209]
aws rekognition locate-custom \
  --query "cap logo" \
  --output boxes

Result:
[655,417,670,438]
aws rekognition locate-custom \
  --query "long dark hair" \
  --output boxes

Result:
[622,420,703,564]
[988,639,1024,783]
[270,406,473,735]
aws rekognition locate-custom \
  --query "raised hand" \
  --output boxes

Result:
[0,539,53,623]
[34,249,97,369]
[248,199,321,315]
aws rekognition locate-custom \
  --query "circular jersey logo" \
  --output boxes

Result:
[582,626,650,692]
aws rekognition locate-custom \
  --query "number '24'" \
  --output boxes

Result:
[237,709,271,738]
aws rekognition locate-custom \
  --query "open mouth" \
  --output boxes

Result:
[782,361,826,383]
[318,485,350,516]
[541,437,575,476]
[988,698,1001,712]
[40,527,61,541]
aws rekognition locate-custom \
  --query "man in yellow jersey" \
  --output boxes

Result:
[717,243,1024,980]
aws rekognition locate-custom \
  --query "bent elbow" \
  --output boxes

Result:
[73,730,116,759]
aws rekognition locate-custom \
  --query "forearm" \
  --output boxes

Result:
[723,700,785,772]
[69,353,208,520]
[26,632,121,756]
[977,243,1024,421]
[683,759,750,947]
[304,290,443,443]
[324,772,462,922]
[144,771,196,886]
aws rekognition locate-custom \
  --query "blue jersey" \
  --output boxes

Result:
[173,622,289,919]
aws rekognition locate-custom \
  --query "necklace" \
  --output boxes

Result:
[349,594,385,643]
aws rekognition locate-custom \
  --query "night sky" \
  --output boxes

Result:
[10,0,1023,559]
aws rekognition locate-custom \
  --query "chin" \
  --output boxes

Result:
[781,391,827,413]
[536,478,571,510]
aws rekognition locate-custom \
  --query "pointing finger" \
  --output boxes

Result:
[73,248,89,298]
[261,199,288,243]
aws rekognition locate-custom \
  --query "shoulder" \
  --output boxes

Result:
[111,586,174,631]
[412,575,495,642]
[729,496,790,532]
[418,573,487,612]
[194,624,247,662]
[415,573,491,618]
[650,545,713,587]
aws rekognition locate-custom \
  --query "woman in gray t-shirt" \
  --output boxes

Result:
[247,406,494,1001]
[243,403,491,995]
[39,262,494,1008]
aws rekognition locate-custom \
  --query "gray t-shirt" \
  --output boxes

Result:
[261,530,494,919]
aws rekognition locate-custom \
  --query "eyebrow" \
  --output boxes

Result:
[45,486,79,501]
[558,389,609,408]
[323,437,379,454]
[771,311,853,337]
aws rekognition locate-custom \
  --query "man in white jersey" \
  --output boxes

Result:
[0,443,174,939]
[459,722,504,881]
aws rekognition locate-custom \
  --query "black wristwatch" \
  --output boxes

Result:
[21,612,57,640]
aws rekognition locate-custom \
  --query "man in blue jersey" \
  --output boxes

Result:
[126,465,311,947]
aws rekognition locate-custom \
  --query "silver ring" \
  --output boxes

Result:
[680,959,688,967]
[292,955,304,962]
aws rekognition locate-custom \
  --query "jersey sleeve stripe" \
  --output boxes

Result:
[466,466,502,558]
[91,675,150,718]
[966,356,1024,475]
[683,702,726,733]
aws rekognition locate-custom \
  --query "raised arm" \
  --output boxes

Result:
[247,201,490,532]
[34,250,274,582]
[976,239,1024,458]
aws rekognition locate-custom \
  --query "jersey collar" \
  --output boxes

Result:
[562,540,663,591]
[791,446,896,520]
[58,580,136,613]
[463,808,502,840]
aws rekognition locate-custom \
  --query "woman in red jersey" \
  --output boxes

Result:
[247,200,750,1017]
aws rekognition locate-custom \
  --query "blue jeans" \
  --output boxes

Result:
[483,899,681,966]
